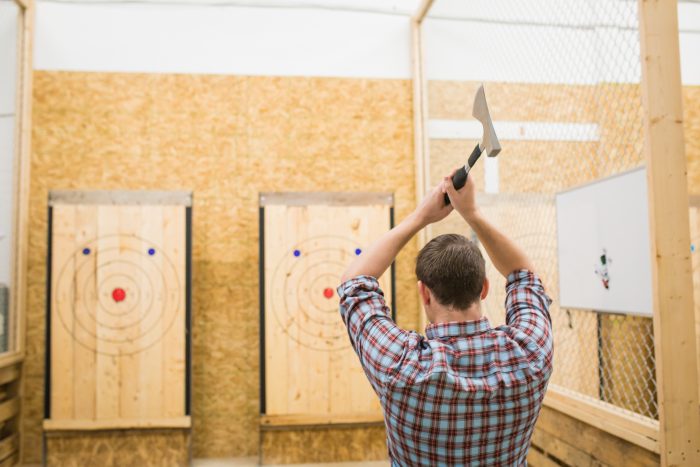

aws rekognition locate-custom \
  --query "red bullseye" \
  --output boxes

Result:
[323,287,334,299]
[112,287,126,303]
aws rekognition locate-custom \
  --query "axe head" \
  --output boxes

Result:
[473,85,501,157]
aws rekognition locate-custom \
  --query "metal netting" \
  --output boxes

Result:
[424,0,657,420]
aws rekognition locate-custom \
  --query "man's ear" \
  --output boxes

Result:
[417,281,431,306]
[480,277,490,300]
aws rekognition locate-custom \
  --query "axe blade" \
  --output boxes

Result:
[473,84,501,158]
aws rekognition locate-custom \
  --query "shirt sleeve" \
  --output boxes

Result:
[337,275,411,396]
[504,269,553,368]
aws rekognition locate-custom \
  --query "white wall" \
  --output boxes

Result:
[33,0,700,84]
[34,1,413,78]
[0,0,19,286]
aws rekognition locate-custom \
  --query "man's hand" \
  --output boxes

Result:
[443,168,478,221]
[414,183,454,226]
[341,182,452,283]
[443,169,535,278]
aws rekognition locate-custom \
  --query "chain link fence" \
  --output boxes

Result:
[424,0,657,420]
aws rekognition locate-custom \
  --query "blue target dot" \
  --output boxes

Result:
[82,248,91,255]
[293,249,301,257]
[148,248,156,256]
[355,248,362,256]
[692,244,696,253]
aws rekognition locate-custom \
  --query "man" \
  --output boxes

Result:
[338,172,553,466]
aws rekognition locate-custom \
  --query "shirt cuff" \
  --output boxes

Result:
[505,269,537,286]
[337,275,381,298]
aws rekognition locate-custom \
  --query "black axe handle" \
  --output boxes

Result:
[444,143,482,205]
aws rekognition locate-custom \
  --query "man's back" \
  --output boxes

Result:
[338,270,552,466]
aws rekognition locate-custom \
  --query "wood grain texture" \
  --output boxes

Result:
[26,72,416,462]
[44,429,190,467]
[639,0,700,463]
[48,203,187,424]
[530,405,659,467]
[260,426,387,465]
[263,202,389,420]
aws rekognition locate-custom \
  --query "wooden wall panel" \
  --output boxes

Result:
[262,198,389,420]
[44,429,190,467]
[47,201,188,426]
[260,426,387,465]
[528,406,659,467]
[27,71,416,461]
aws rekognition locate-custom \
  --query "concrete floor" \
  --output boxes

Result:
[193,459,389,467]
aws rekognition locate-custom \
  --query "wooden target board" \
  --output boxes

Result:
[260,192,394,425]
[45,191,192,430]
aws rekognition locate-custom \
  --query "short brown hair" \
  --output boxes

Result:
[415,234,486,309]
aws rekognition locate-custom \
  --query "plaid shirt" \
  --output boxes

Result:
[337,269,553,466]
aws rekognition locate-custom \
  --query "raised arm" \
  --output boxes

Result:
[443,173,534,278]
[341,184,453,282]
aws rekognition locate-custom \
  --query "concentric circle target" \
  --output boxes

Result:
[53,234,182,356]
[271,235,362,352]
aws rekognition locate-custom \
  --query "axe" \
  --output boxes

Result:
[444,84,501,204]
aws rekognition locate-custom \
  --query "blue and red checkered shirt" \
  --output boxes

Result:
[338,269,553,466]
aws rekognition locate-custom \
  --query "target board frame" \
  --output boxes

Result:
[44,190,192,430]
[259,192,395,424]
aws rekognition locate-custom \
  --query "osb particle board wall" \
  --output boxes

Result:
[25,71,418,461]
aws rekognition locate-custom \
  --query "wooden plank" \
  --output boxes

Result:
[94,207,120,420]
[530,426,600,466]
[11,0,34,359]
[0,398,19,423]
[263,202,389,420]
[412,13,431,331]
[638,1,700,465]
[51,205,76,420]
[526,445,560,467]
[13,4,33,460]
[0,452,18,467]
[544,385,659,453]
[260,413,384,430]
[535,405,659,467]
[412,0,435,23]
[259,192,393,207]
[118,207,143,420]
[71,205,97,421]
[161,205,186,417]
[0,366,19,387]
[43,416,191,431]
[49,190,192,207]
[0,434,18,462]
[0,354,23,370]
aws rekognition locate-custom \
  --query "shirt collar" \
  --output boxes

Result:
[425,317,492,339]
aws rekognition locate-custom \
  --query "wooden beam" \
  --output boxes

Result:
[411,15,431,331]
[534,405,660,467]
[0,434,19,463]
[637,0,700,465]
[543,385,659,453]
[412,0,435,24]
[0,366,19,387]
[0,399,20,424]
[260,413,384,430]
[43,416,192,431]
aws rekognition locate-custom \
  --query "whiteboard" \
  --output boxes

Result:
[556,167,653,315]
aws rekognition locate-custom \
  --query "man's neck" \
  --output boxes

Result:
[429,304,482,324]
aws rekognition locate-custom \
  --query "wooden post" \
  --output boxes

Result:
[412,0,434,331]
[638,1,700,465]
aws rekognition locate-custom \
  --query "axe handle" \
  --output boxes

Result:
[444,143,482,205]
